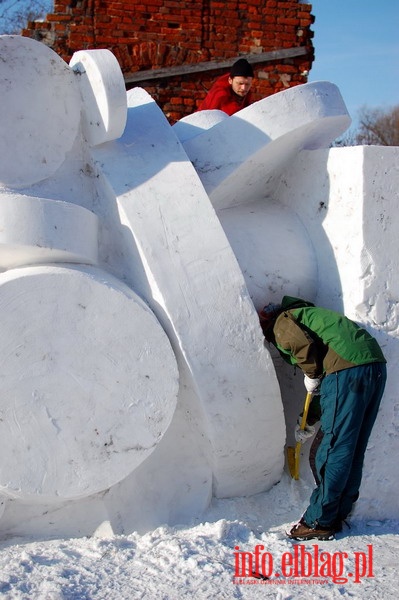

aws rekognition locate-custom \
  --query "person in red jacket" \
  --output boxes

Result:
[197,58,254,116]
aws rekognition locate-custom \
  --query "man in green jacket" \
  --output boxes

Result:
[259,296,386,541]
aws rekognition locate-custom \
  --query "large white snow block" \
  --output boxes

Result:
[92,87,286,498]
[276,145,399,519]
[0,35,81,187]
[0,264,178,502]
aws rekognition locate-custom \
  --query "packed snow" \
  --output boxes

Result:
[0,472,397,599]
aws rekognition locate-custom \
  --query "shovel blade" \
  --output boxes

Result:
[287,444,300,480]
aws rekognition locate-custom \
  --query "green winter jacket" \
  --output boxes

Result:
[272,296,386,378]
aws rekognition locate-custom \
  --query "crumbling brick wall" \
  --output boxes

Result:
[23,0,314,123]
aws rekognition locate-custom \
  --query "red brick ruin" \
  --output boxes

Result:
[22,0,315,123]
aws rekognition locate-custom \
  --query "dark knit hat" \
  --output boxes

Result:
[230,58,254,78]
[258,302,281,339]
[259,303,280,322]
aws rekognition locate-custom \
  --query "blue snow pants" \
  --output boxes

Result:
[303,362,387,528]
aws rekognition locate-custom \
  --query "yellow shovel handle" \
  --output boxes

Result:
[293,391,313,480]
[298,391,313,431]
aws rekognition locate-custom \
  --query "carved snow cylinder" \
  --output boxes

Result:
[0,264,179,503]
[70,49,127,147]
[0,194,98,269]
[0,135,178,504]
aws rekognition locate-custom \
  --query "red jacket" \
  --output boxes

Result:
[197,73,252,116]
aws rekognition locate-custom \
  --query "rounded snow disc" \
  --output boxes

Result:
[0,265,178,502]
[0,36,81,187]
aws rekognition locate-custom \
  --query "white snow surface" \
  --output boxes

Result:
[0,473,397,599]
[0,32,398,599]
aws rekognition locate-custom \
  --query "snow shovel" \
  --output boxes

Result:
[287,391,313,480]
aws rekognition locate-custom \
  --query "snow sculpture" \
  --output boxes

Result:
[3,33,396,537]
[0,36,178,521]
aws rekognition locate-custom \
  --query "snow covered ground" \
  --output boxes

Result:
[0,472,397,599]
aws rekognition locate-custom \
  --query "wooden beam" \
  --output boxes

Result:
[124,47,308,85]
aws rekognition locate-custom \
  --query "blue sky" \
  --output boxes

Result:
[308,0,399,129]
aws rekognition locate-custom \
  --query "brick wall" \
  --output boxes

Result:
[23,0,314,123]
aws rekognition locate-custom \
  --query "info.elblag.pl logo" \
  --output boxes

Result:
[233,543,374,585]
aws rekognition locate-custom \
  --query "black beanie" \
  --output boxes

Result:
[230,58,254,78]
